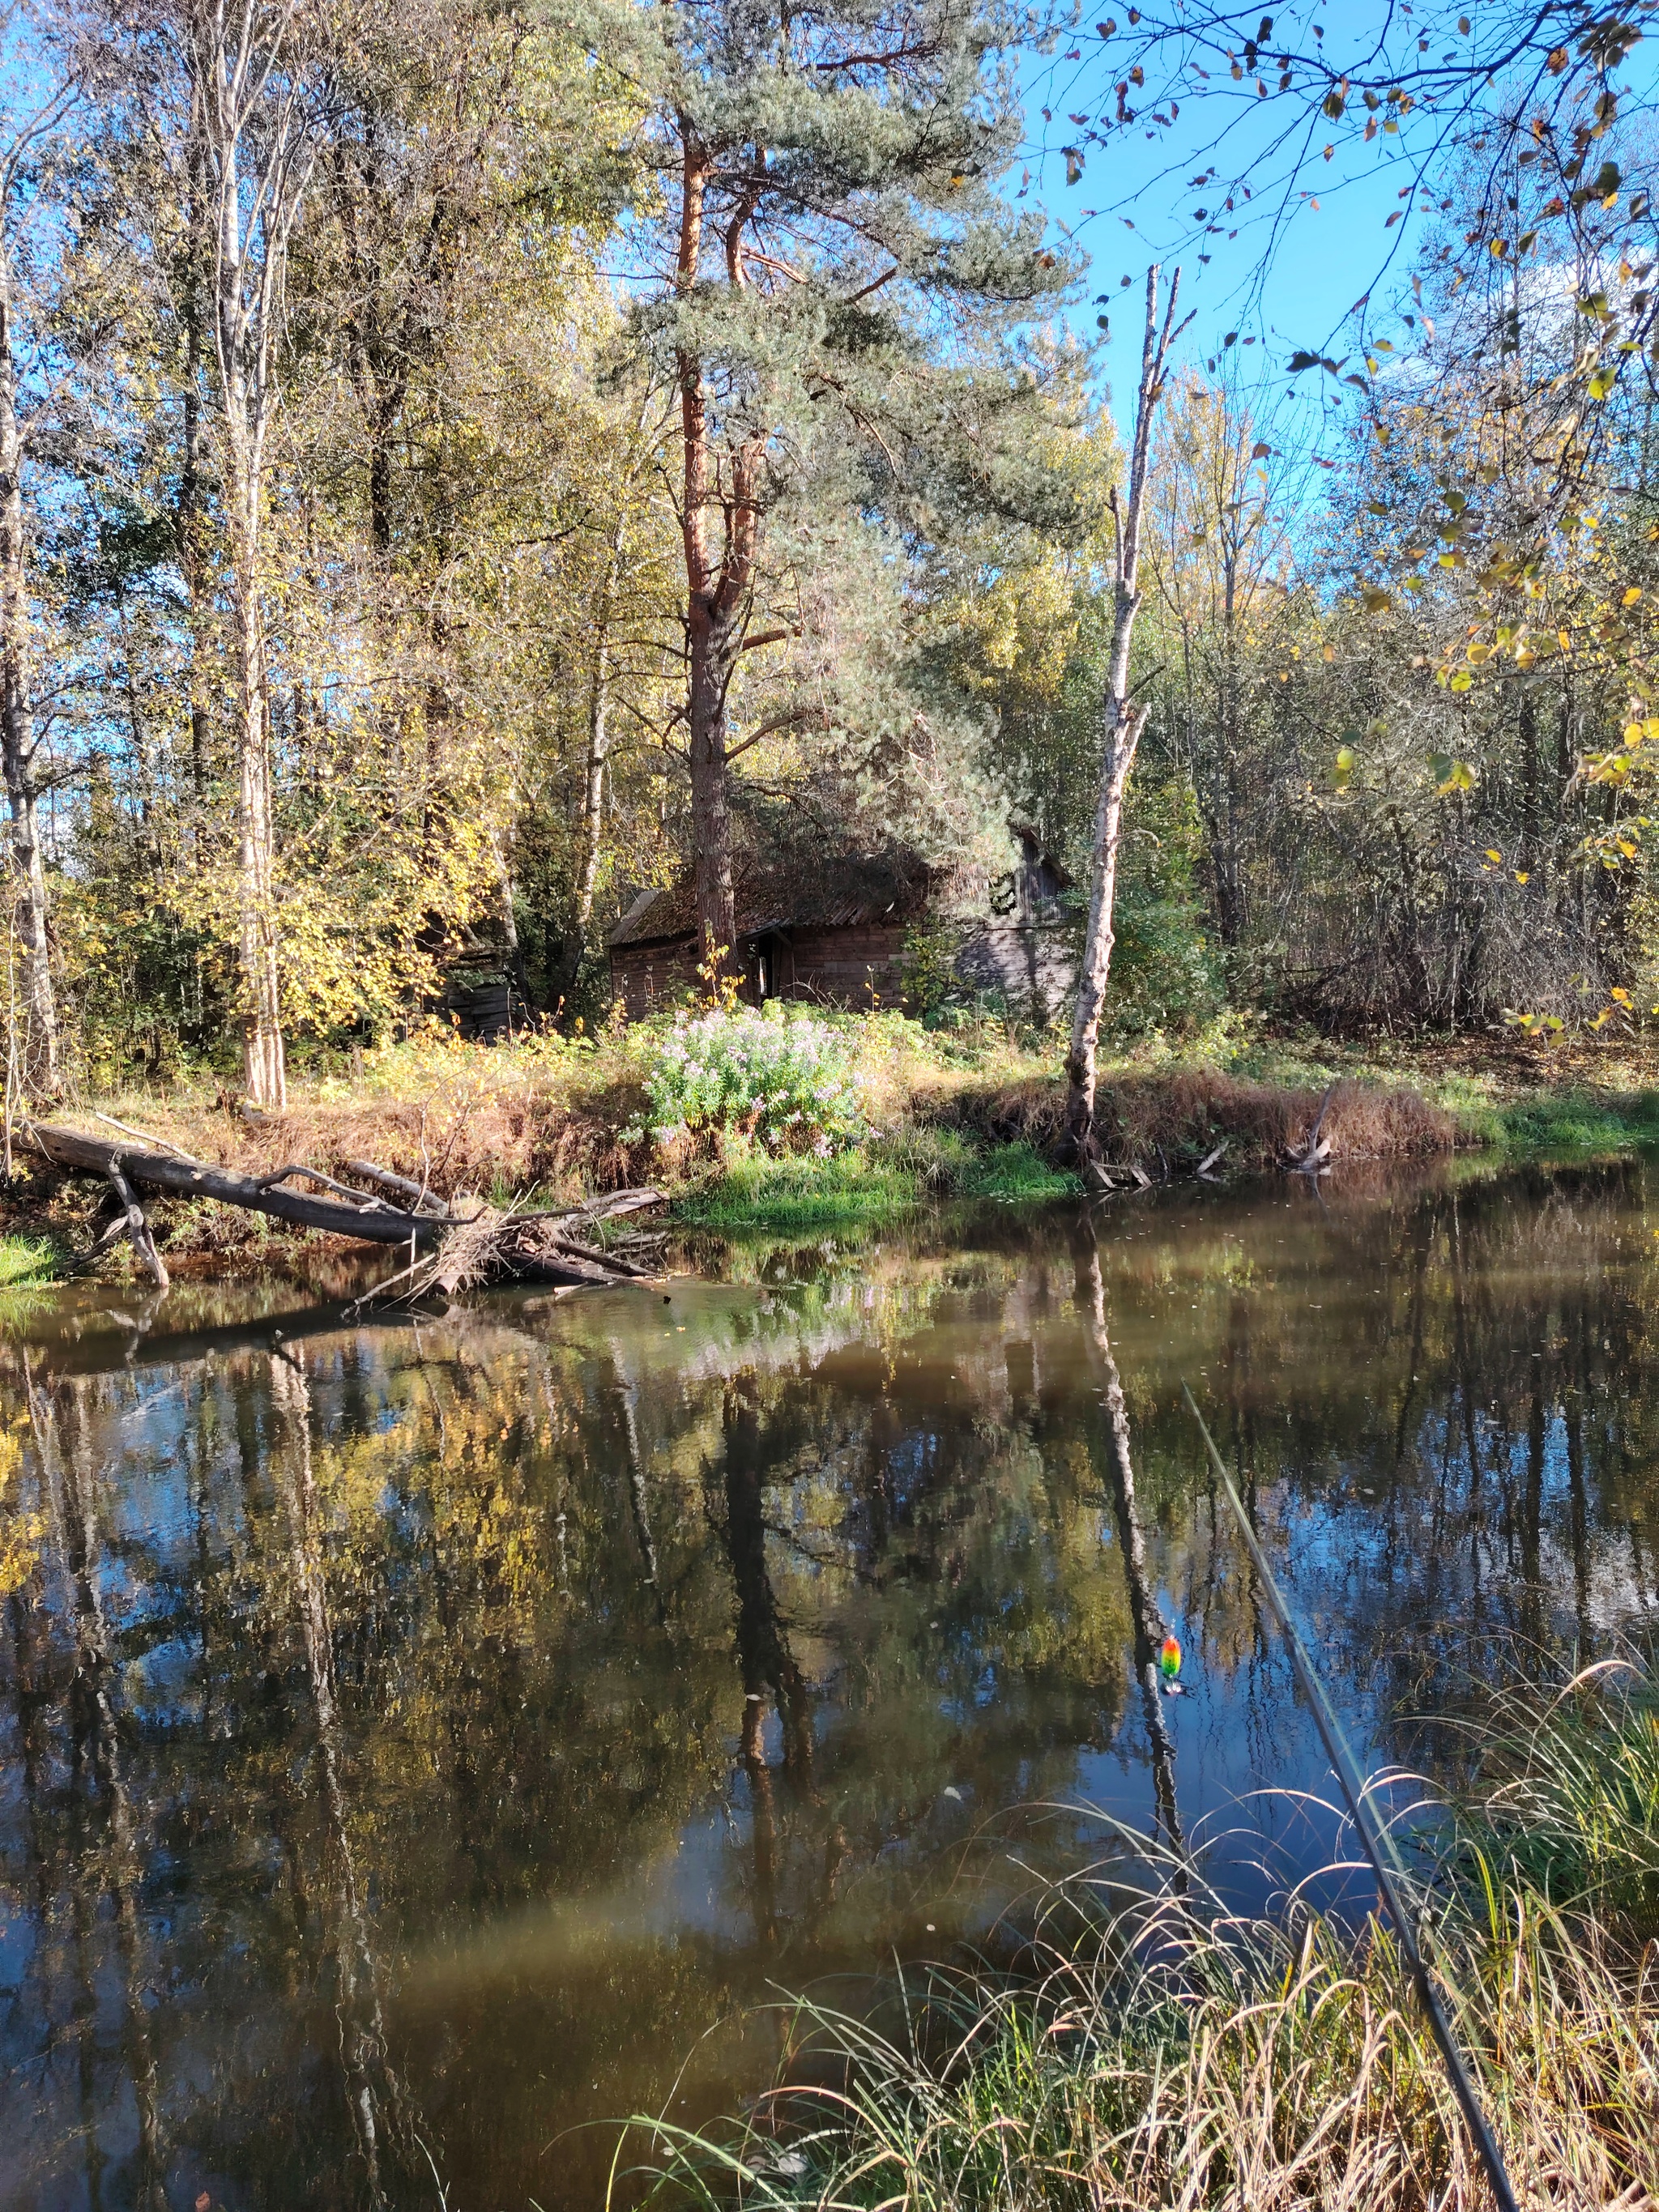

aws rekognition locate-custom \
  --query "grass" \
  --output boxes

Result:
[672,1150,924,1232]
[672,1133,1085,1234]
[957,1140,1082,1203]
[1490,1086,1659,1156]
[0,1232,64,1286]
[634,1665,1659,2211]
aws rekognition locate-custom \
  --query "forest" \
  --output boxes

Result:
[0,0,1655,1136]
[5,10,1659,2208]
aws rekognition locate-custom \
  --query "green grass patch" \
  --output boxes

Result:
[672,1149,923,1231]
[672,1136,1084,1231]
[0,1233,64,1287]
[1493,1087,1659,1155]
[958,1140,1081,1202]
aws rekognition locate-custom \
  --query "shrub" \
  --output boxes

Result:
[631,1006,867,1156]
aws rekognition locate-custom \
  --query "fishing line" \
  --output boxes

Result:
[1179,1383,1520,2212]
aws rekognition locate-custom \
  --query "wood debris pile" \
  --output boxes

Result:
[21,1118,665,1298]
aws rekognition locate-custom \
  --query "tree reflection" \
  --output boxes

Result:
[270,1347,418,2206]
[1072,1217,1184,1860]
[0,1170,1657,2209]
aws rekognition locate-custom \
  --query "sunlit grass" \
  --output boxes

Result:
[672,1149,922,1231]
[672,1133,1085,1232]
[1492,1087,1659,1155]
[0,1233,63,1287]
[958,1140,1081,1203]
[634,1668,1659,2212]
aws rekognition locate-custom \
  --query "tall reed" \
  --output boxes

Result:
[629,1667,1659,2211]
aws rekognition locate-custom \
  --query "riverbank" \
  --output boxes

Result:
[643,1665,1659,2210]
[4,1013,1658,1278]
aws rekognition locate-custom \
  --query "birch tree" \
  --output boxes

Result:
[193,0,319,1110]
[1065,266,1188,1160]
[0,53,75,1100]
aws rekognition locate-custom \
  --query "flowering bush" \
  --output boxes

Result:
[629,1005,867,1156]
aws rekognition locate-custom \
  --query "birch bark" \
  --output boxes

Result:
[1065,266,1187,1158]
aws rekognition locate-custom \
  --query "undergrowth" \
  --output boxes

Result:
[633,1664,1659,2211]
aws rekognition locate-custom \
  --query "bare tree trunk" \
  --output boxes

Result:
[1065,266,1185,1159]
[225,445,285,1107]
[0,229,58,1099]
[198,3,314,1112]
[178,130,213,803]
[573,511,625,943]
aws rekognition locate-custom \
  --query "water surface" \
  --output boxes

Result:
[2,1162,1657,2211]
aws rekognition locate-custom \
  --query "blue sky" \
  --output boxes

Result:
[1012,3,1659,448]
[1016,32,1437,442]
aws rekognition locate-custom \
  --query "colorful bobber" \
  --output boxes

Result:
[1159,1634,1182,1681]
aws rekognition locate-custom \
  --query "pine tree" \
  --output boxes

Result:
[572,0,1078,979]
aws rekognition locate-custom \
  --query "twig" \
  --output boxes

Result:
[343,1157,452,1214]
[255,1162,402,1209]
[92,1110,203,1162]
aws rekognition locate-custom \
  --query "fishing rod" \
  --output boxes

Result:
[1179,1384,1520,2212]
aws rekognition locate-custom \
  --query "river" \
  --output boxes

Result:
[2,1159,1655,2210]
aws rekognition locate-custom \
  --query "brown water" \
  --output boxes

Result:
[2,1162,1657,2212]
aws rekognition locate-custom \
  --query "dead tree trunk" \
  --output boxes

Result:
[23,1118,665,1290]
[1065,266,1188,1161]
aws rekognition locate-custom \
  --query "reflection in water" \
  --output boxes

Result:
[1073,1217,1184,1861]
[1,1161,1657,2210]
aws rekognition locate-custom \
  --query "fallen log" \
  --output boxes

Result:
[23,1119,668,1297]
[23,1121,445,1246]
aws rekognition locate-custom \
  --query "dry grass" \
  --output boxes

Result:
[635,1670,1659,2212]
[938,1068,1456,1171]
[5,1022,1458,1267]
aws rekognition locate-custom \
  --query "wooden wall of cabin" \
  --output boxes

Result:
[610,940,702,1019]
[954,923,1077,1022]
[783,923,911,1009]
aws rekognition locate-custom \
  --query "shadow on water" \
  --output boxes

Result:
[2,1154,1657,2209]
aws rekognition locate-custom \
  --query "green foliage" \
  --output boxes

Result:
[898,918,966,1026]
[1494,1089,1659,1156]
[631,1006,868,1154]
[959,1140,1081,1200]
[1102,776,1226,1041]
